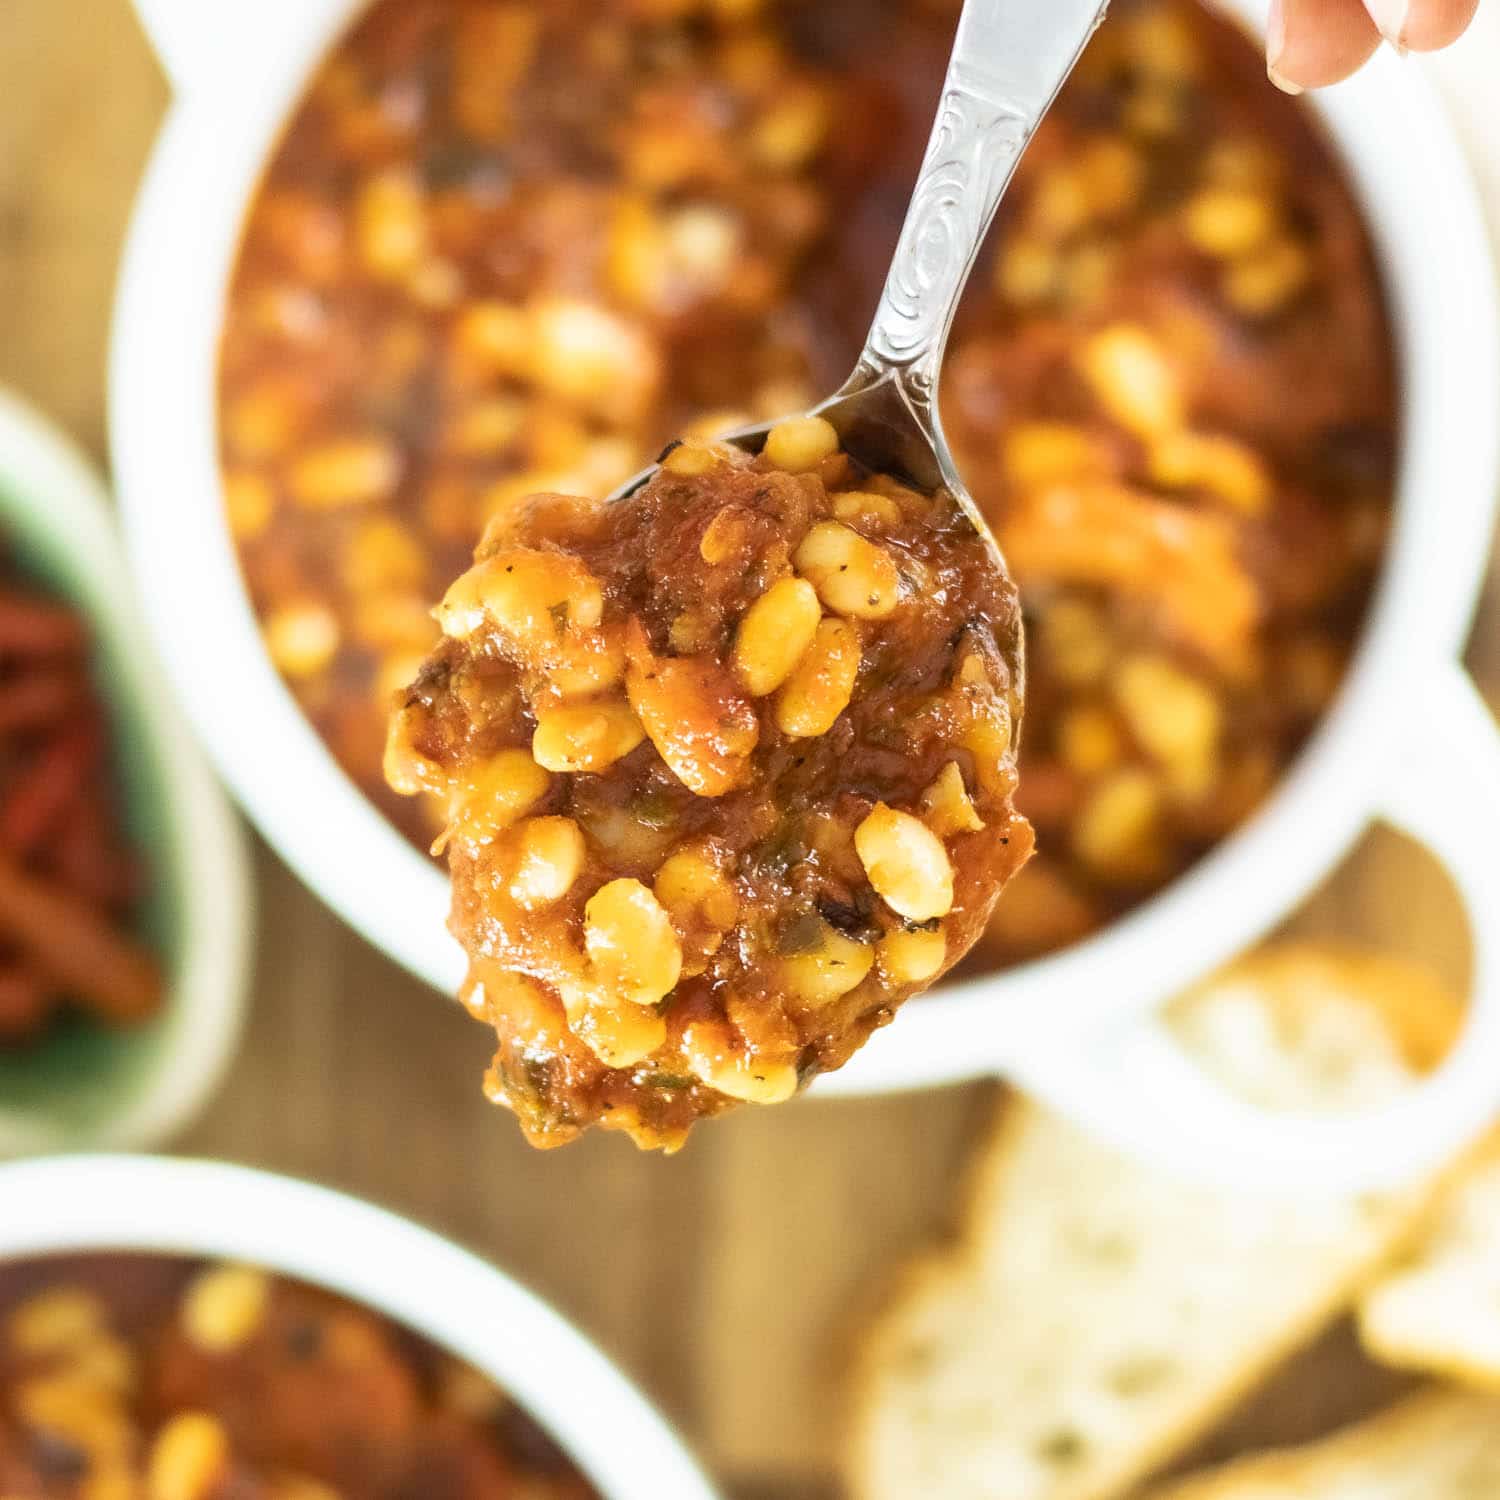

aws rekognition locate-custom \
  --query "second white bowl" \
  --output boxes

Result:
[0,1154,719,1500]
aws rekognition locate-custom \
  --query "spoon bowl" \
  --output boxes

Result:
[612,366,1026,710]
[617,369,976,524]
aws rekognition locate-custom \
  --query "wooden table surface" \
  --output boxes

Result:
[2,5,1498,1497]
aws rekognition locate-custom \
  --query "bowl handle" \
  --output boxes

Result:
[1001,662,1500,1192]
[131,0,304,91]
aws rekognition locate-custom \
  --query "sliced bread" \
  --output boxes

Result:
[1143,1391,1500,1499]
[847,944,1464,1500]
[1358,1126,1500,1390]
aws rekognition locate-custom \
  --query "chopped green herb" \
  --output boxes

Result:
[777,911,825,955]
[1038,1430,1086,1466]
[1107,1356,1176,1397]
[755,823,806,877]
[631,789,676,829]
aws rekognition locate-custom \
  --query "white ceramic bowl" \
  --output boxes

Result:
[0,390,250,1157]
[0,1154,718,1500]
[112,0,1500,1189]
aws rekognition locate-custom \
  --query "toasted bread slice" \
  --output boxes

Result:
[1143,1391,1500,1498]
[1165,944,1465,1105]
[1358,1127,1500,1389]
[847,944,1464,1500]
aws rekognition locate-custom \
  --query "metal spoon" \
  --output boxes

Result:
[611,0,1112,700]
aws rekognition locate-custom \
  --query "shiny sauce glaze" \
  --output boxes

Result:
[387,421,1030,1148]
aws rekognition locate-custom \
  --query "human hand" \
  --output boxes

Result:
[1267,0,1480,91]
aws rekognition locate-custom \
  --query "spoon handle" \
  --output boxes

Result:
[857,0,1110,405]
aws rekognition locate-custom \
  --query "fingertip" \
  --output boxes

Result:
[1266,64,1305,95]
[1266,0,1303,90]
[1401,0,1481,51]
[1268,0,1383,90]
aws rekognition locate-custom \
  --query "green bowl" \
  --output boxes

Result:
[0,389,250,1154]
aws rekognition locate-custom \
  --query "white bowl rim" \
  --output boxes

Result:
[0,1153,719,1500]
[0,389,253,1155]
[109,0,1500,1098]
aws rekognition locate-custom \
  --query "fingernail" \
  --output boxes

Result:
[1265,0,1304,94]
[1363,0,1410,49]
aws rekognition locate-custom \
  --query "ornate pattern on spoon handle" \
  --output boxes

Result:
[857,0,1110,411]
[865,63,1032,391]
